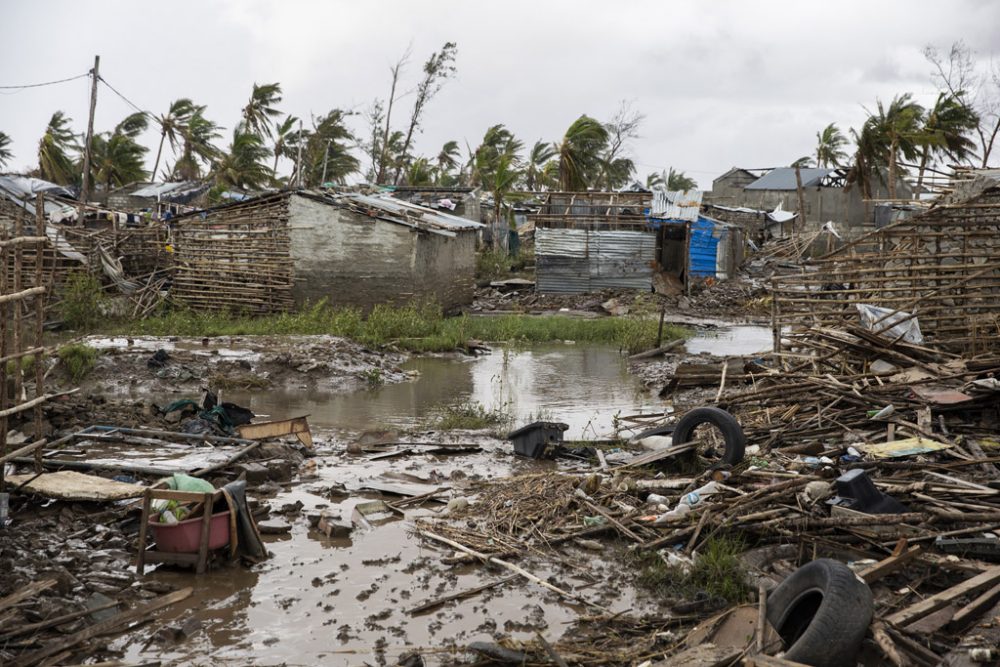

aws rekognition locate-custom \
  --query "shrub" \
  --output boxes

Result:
[58,344,98,382]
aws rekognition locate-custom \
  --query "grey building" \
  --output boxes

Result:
[706,166,913,238]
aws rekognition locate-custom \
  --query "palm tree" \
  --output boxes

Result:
[172,106,222,180]
[0,131,12,171]
[87,113,149,190]
[151,98,194,181]
[666,167,697,191]
[37,111,79,185]
[524,140,556,191]
[435,140,460,182]
[845,122,887,200]
[599,156,635,190]
[212,125,273,191]
[470,124,522,187]
[405,157,435,186]
[242,82,283,139]
[297,109,359,187]
[815,123,849,168]
[271,114,299,182]
[556,115,608,191]
[646,171,665,189]
[916,92,979,189]
[866,94,928,198]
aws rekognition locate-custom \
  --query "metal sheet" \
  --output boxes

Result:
[651,189,702,220]
[536,228,655,294]
[745,167,832,190]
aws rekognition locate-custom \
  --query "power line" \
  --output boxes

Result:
[0,72,89,89]
[97,75,155,121]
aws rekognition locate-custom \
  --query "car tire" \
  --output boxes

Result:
[671,406,746,464]
[765,558,874,667]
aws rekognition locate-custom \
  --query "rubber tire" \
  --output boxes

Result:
[765,559,874,667]
[671,406,746,465]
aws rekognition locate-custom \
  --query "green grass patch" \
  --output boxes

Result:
[109,300,687,354]
[6,354,35,376]
[629,536,752,604]
[58,343,98,382]
[428,401,513,434]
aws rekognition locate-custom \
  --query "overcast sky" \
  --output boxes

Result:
[3,0,999,188]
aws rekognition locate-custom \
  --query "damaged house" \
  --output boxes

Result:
[706,166,913,238]
[531,190,744,295]
[773,171,1000,354]
[169,191,483,314]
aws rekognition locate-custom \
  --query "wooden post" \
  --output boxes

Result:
[0,205,7,492]
[80,55,100,204]
[794,165,806,242]
[136,490,151,575]
[196,491,214,574]
[33,195,45,472]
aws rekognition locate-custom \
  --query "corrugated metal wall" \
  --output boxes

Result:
[689,217,722,278]
[536,228,656,294]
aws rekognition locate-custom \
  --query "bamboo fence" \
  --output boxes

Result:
[168,193,294,313]
[772,181,1000,357]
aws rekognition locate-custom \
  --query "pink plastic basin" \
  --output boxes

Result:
[149,511,231,553]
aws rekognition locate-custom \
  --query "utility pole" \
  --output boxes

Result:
[793,164,806,242]
[295,119,304,189]
[80,55,100,203]
[320,139,332,186]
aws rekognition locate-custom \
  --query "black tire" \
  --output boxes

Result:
[672,406,746,465]
[765,559,874,667]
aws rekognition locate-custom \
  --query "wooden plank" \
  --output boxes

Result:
[14,587,193,667]
[236,415,312,448]
[886,565,1000,627]
[948,581,1000,630]
[0,580,57,614]
[860,544,924,584]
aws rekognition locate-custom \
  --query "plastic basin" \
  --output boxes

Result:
[149,511,231,553]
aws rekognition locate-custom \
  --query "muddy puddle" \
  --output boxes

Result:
[117,441,651,666]
[204,344,660,440]
[683,324,772,357]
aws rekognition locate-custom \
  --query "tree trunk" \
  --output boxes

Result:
[887,141,898,199]
[151,131,166,183]
[376,63,402,185]
[916,148,930,192]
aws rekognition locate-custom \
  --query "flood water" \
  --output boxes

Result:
[683,324,773,357]
[226,344,664,440]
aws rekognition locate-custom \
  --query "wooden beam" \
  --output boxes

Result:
[886,566,1000,627]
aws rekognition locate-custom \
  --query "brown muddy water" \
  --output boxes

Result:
[96,326,771,665]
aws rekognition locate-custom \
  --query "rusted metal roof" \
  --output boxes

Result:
[535,228,656,294]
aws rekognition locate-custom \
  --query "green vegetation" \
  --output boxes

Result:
[111,300,687,355]
[58,273,106,329]
[428,401,512,434]
[5,354,35,376]
[629,536,752,604]
[58,343,98,382]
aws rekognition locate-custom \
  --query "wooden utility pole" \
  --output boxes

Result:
[295,119,304,188]
[80,55,100,203]
[793,164,806,241]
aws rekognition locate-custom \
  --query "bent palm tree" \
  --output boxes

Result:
[0,131,12,170]
[525,140,556,191]
[87,112,149,189]
[666,167,697,191]
[151,98,194,181]
[213,127,273,191]
[242,83,283,139]
[866,94,928,198]
[271,114,299,182]
[556,115,608,191]
[916,92,979,188]
[172,106,222,180]
[38,111,79,185]
[815,123,848,168]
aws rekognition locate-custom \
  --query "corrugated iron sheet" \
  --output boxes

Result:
[536,228,655,294]
[651,189,702,221]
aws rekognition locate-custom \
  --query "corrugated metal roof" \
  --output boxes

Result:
[129,181,205,198]
[0,176,74,217]
[535,228,655,294]
[745,168,833,190]
[334,193,484,232]
[650,189,703,221]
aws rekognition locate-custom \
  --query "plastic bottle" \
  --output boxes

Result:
[646,493,669,505]
[679,481,718,507]
[653,503,691,524]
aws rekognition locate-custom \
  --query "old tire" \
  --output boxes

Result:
[671,406,746,464]
[765,559,874,667]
